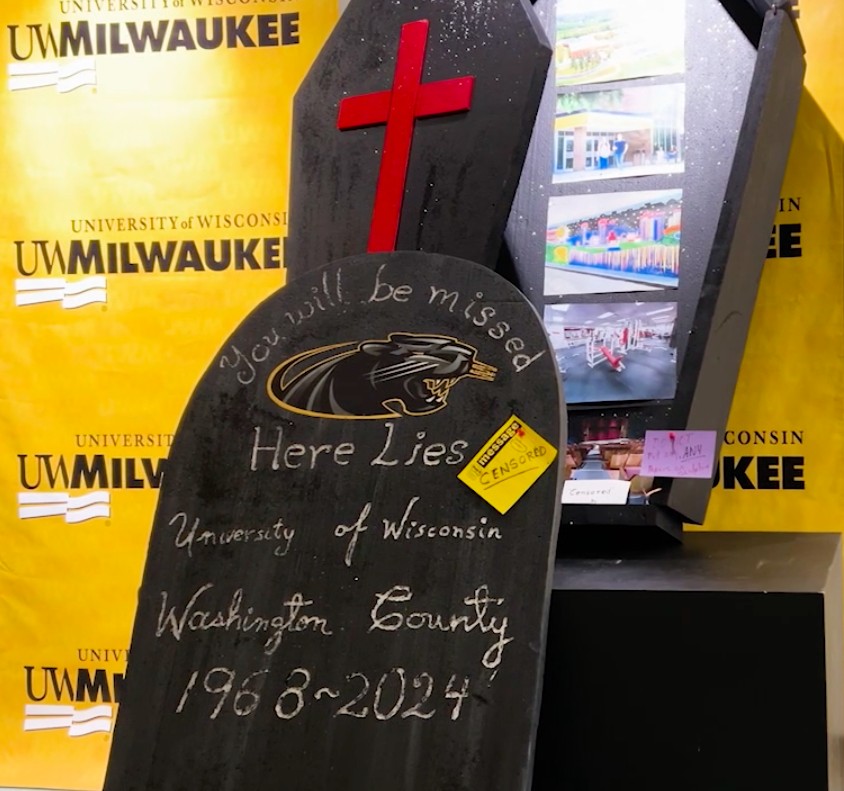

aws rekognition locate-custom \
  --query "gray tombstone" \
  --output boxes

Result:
[104,253,564,791]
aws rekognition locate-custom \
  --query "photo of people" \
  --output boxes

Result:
[564,412,656,504]
[555,0,685,87]
[553,83,685,183]
[545,190,682,296]
[544,302,677,403]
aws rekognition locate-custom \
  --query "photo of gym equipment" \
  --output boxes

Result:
[555,0,684,88]
[545,189,682,296]
[553,83,685,183]
[544,301,677,403]
[564,414,656,504]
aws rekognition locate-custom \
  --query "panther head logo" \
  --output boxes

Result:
[266,333,497,419]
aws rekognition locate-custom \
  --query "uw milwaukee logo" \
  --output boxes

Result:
[712,429,806,491]
[6,13,302,94]
[17,452,166,522]
[24,664,123,737]
[267,333,497,419]
[13,237,283,309]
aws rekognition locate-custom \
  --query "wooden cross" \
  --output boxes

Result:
[337,19,475,253]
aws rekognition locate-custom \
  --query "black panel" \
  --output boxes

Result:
[534,532,840,791]
[507,0,805,539]
[536,590,827,791]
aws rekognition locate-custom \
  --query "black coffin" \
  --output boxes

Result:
[507,0,805,542]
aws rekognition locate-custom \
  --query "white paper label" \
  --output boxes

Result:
[561,479,631,505]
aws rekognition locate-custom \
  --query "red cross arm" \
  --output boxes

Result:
[337,90,391,130]
[416,77,474,117]
[338,76,473,129]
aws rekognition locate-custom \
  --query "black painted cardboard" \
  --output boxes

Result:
[506,1,805,542]
[286,0,551,278]
[104,253,564,791]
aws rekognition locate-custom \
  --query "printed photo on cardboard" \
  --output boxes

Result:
[544,301,677,404]
[555,0,685,87]
[553,83,685,183]
[565,411,656,504]
[545,189,682,296]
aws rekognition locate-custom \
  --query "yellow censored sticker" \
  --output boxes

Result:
[458,415,557,514]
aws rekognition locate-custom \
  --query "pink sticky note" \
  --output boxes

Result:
[641,430,717,479]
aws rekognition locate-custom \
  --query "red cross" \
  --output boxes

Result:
[337,19,475,253]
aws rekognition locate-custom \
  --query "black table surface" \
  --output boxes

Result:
[555,531,842,594]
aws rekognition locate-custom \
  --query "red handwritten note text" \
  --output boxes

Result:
[641,430,717,479]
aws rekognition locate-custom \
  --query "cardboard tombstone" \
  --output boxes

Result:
[103,253,564,790]
[105,3,566,784]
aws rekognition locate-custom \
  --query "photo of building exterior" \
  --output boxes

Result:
[553,83,686,183]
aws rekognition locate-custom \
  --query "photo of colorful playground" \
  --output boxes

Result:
[545,190,682,296]
[553,83,685,183]
[544,301,677,404]
[564,413,655,505]
[555,0,685,88]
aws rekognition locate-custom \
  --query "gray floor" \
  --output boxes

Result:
[544,265,663,296]
[552,161,684,184]
[555,343,677,403]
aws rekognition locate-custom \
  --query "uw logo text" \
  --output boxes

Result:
[8,15,301,60]
[24,665,123,737]
[17,453,165,522]
[713,456,805,490]
[7,14,301,92]
[714,429,806,490]
[19,453,165,489]
[14,237,283,308]
[769,197,801,259]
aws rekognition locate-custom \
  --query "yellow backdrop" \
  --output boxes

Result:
[701,0,844,530]
[0,1,841,790]
[0,1,337,788]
